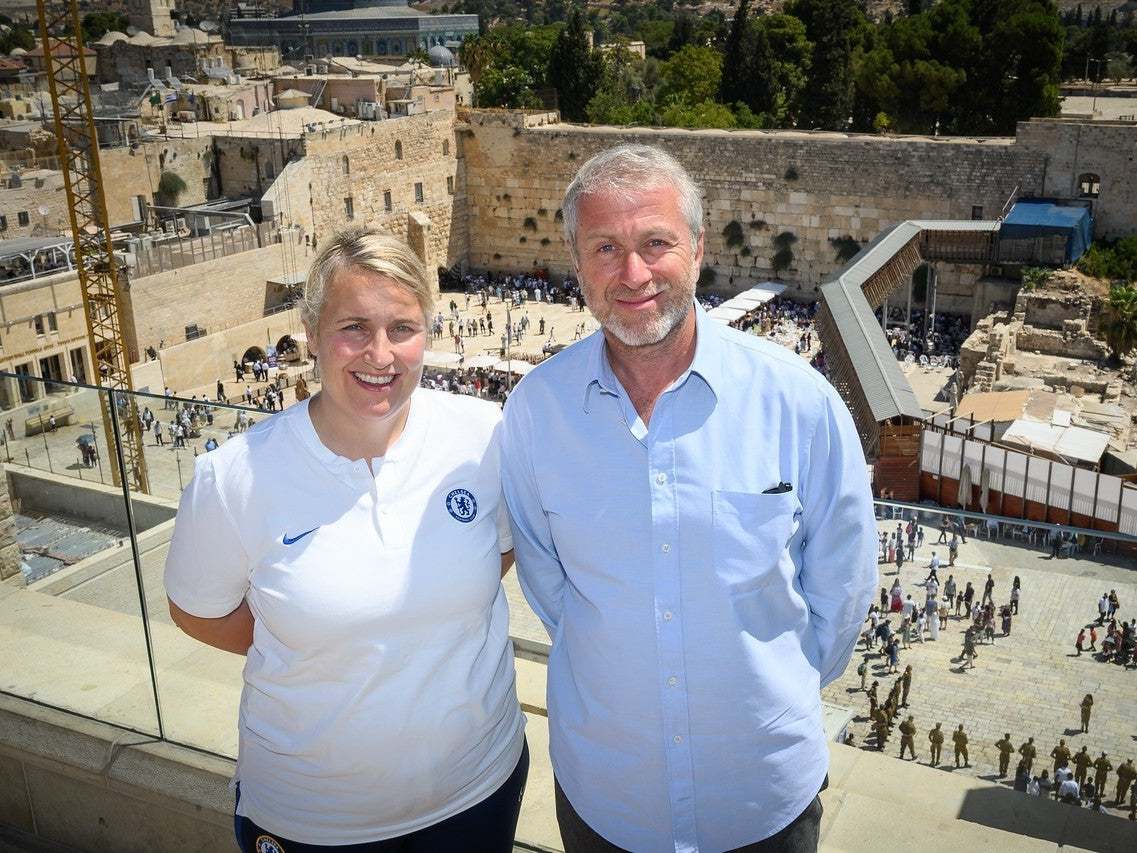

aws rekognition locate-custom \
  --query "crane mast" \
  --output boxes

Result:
[35,0,150,494]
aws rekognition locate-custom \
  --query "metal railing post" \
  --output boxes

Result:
[108,388,166,740]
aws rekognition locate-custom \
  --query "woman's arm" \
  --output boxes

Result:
[168,598,254,655]
[500,548,515,579]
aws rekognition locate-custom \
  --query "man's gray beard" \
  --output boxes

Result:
[582,270,697,348]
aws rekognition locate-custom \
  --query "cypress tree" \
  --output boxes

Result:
[548,6,603,122]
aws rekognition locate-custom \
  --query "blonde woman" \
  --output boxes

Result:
[165,229,526,851]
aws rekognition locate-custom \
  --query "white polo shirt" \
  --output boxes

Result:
[164,389,524,844]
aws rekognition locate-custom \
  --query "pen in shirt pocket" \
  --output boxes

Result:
[762,481,793,494]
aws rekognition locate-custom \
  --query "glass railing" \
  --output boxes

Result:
[1,370,1134,765]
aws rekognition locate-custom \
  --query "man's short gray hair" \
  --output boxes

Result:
[561,143,703,260]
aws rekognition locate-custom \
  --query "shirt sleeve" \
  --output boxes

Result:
[163,453,251,618]
[501,391,565,638]
[797,385,878,687]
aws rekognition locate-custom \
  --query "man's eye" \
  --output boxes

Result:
[341,323,364,332]
[597,244,615,254]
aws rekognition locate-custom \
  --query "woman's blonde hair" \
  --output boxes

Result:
[300,228,434,329]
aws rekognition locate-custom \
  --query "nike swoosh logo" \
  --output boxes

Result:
[282,528,318,545]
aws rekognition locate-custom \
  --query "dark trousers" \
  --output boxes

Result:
[235,740,528,853]
[554,777,824,853]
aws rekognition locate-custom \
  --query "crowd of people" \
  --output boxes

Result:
[420,367,514,404]
[852,507,1136,820]
[1077,591,1135,666]
[881,307,971,367]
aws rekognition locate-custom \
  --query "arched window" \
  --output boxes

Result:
[395,140,403,160]
[442,139,450,156]
[342,155,350,175]
[1078,172,1101,198]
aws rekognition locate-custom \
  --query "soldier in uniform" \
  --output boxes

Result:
[1018,737,1037,774]
[901,664,913,707]
[873,708,889,751]
[953,724,969,768]
[1080,693,1093,733]
[928,723,944,767]
[899,715,917,760]
[1050,738,1071,774]
[867,680,879,716]
[1116,758,1136,807]
[1073,745,1093,786]
[994,734,1016,777]
[1093,752,1112,793]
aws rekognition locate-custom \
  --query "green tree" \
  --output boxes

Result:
[667,13,697,56]
[789,0,866,129]
[658,44,722,106]
[476,64,542,108]
[1100,284,1137,363]
[959,0,1064,134]
[81,11,130,41]
[720,0,777,116]
[548,7,603,121]
[761,14,813,124]
[659,99,737,129]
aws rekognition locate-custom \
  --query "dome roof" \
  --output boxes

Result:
[128,31,161,46]
[428,44,455,68]
[95,31,128,46]
[9,47,27,56]
[172,27,209,45]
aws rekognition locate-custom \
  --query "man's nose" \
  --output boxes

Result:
[620,250,652,290]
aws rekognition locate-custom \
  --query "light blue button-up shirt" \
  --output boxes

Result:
[502,302,877,852]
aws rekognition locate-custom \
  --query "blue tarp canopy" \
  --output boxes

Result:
[1001,200,1093,263]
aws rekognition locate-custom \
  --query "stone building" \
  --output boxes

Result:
[226,0,478,60]
[0,267,93,408]
[127,0,176,39]
[0,169,69,239]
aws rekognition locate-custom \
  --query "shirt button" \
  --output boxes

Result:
[667,676,678,687]
[673,735,683,744]
[663,611,673,621]
[656,472,667,485]
[661,543,671,553]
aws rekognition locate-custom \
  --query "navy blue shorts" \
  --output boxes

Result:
[235,739,529,852]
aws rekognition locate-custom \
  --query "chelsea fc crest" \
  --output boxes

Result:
[255,836,284,853]
[446,488,478,523]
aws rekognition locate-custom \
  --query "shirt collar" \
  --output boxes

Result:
[582,300,724,413]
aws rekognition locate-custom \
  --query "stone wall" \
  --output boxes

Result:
[460,112,1047,298]
[156,307,305,393]
[100,137,213,225]
[126,242,310,356]
[0,169,69,238]
[295,110,463,291]
[1016,118,1137,240]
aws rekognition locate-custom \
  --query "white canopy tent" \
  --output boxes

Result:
[422,350,463,367]
[706,282,787,324]
[999,418,1110,465]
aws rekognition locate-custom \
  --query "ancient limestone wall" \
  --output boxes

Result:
[100,137,213,225]
[460,112,1047,298]
[1016,118,1137,240]
[301,110,464,291]
[126,242,310,355]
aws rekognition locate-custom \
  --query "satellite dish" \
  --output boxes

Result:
[199,21,218,33]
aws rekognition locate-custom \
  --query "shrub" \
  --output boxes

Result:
[722,220,744,248]
[1020,266,1050,291]
[830,235,862,264]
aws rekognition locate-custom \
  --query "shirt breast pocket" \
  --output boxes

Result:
[711,489,801,595]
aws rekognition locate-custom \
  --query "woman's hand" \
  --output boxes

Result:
[168,598,254,655]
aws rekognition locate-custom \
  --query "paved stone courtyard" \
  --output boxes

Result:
[820,519,1137,816]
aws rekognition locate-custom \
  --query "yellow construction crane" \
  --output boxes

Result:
[34,0,149,494]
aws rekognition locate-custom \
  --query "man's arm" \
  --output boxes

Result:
[501,395,566,637]
[798,388,878,687]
